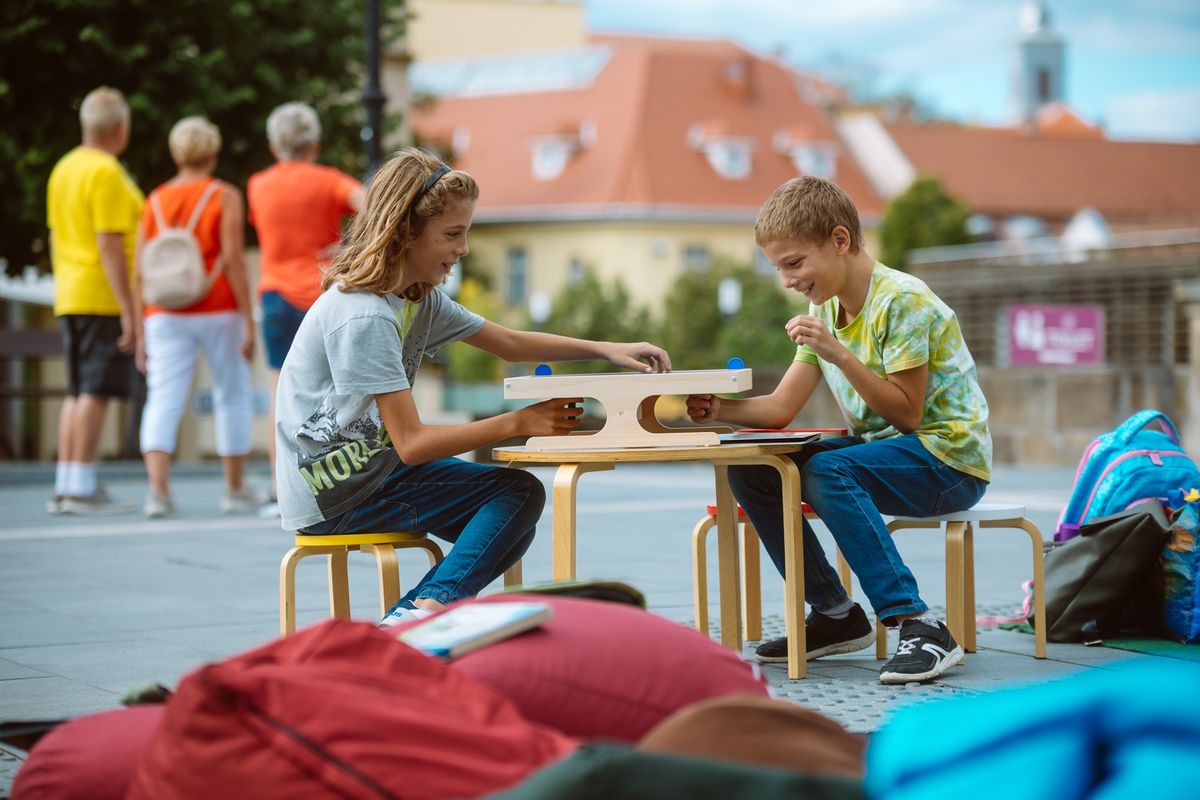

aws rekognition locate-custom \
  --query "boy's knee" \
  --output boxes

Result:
[514,470,546,510]
[800,452,846,490]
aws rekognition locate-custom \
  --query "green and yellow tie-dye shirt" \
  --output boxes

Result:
[795,263,992,482]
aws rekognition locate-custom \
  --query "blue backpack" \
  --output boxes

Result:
[1056,409,1200,542]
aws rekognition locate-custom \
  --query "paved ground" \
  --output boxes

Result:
[0,459,1162,792]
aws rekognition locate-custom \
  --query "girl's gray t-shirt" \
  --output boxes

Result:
[274,286,484,530]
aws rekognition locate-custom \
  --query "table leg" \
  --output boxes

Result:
[550,462,614,581]
[713,464,742,652]
[773,457,807,679]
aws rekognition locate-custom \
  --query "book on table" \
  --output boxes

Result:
[396,601,551,659]
[718,429,824,445]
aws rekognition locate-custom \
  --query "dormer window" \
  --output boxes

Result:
[773,129,838,180]
[702,138,753,180]
[530,136,576,181]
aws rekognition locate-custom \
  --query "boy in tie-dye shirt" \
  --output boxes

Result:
[686,177,992,686]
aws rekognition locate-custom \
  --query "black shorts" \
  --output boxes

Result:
[59,314,135,399]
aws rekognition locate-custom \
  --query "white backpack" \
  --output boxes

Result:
[140,181,223,309]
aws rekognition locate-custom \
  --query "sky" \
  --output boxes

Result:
[582,0,1200,142]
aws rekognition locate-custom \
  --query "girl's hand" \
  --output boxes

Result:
[602,342,672,373]
[686,393,720,424]
[785,315,844,363]
[514,397,585,437]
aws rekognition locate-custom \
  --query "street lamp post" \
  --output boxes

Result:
[362,0,387,178]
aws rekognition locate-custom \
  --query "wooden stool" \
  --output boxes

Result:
[873,502,1047,660]
[692,503,853,640]
[279,533,529,636]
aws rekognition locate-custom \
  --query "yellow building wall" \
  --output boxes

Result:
[463,219,880,320]
[406,0,586,62]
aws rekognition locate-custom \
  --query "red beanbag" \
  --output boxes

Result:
[126,619,577,800]
[447,594,771,741]
[10,705,165,800]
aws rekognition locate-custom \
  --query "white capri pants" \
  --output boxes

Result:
[140,311,253,456]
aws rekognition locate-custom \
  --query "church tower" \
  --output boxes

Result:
[1014,1,1065,121]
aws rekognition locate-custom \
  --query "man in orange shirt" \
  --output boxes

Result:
[248,102,364,515]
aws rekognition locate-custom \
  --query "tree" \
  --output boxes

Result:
[536,268,655,374]
[443,278,503,383]
[0,0,403,271]
[878,175,972,270]
[659,259,798,371]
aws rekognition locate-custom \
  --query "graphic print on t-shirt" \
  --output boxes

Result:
[295,397,397,515]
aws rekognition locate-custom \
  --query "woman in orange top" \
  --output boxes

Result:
[133,117,258,518]
[248,102,364,515]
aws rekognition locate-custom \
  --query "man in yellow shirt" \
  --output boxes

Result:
[46,87,144,514]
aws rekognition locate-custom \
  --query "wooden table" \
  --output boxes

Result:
[494,440,812,679]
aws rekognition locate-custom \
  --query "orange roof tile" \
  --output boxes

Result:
[885,121,1200,228]
[411,34,882,222]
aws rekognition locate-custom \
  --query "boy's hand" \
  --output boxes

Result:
[686,393,720,424]
[602,342,672,373]
[514,397,585,437]
[786,315,844,363]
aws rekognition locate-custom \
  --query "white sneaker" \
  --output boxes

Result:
[378,607,434,629]
[257,499,281,519]
[143,491,177,518]
[46,495,65,515]
[60,486,136,515]
[220,488,264,514]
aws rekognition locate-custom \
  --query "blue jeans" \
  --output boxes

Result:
[300,458,545,610]
[260,291,307,370]
[727,435,987,625]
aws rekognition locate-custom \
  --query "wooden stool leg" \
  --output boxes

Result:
[362,544,401,619]
[742,521,762,641]
[279,546,305,637]
[691,516,715,635]
[415,538,444,567]
[944,522,966,653]
[328,549,351,619]
[835,545,853,597]
[503,560,523,588]
[1017,517,1048,659]
[962,522,977,653]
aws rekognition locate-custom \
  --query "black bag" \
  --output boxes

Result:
[1040,501,1171,643]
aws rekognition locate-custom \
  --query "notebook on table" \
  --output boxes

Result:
[717,429,824,445]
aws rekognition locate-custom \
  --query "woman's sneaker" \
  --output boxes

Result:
[879,618,964,684]
[755,604,874,663]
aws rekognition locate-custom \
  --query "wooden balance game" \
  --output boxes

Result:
[503,366,752,451]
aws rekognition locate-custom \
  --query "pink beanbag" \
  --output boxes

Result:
[444,593,771,741]
[10,705,165,800]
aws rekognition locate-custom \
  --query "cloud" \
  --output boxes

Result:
[1104,86,1200,141]
[1071,14,1200,54]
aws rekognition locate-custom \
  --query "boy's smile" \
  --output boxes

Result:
[761,236,844,306]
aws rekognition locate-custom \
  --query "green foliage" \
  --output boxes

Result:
[444,278,503,382]
[878,175,972,270]
[0,0,404,271]
[658,259,799,371]
[538,268,654,374]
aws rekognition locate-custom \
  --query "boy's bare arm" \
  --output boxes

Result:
[463,320,671,373]
[687,361,822,429]
[787,314,927,433]
[376,387,583,465]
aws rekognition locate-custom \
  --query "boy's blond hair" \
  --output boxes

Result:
[168,116,221,169]
[323,148,478,301]
[754,176,862,253]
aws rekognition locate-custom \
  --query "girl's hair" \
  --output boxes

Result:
[323,148,478,301]
[168,116,221,169]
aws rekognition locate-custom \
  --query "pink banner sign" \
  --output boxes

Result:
[1008,304,1105,366]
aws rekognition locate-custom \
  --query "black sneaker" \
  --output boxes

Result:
[755,604,874,663]
[879,618,963,684]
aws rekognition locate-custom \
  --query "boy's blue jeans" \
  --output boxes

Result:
[727,435,987,625]
[300,458,544,611]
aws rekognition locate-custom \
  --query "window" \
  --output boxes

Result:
[702,140,752,180]
[1037,69,1051,104]
[568,257,585,284]
[505,247,528,306]
[530,137,576,181]
[683,244,712,272]
[790,144,837,180]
